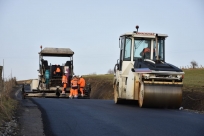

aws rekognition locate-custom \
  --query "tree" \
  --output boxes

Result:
[190,60,198,69]
[107,69,114,74]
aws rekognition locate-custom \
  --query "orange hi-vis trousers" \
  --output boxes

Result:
[62,83,67,93]
[79,87,84,95]
[69,87,78,98]
[73,89,78,97]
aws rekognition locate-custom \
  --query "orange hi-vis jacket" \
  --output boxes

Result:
[62,75,67,83]
[78,78,85,87]
[56,67,61,72]
[71,77,78,87]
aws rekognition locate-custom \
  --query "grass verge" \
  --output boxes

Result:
[0,78,18,126]
[183,68,204,91]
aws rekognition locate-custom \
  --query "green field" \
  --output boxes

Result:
[183,68,204,91]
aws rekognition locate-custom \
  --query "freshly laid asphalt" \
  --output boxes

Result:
[31,98,204,136]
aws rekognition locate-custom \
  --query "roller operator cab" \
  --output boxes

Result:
[113,26,184,108]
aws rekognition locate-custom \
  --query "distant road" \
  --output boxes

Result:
[31,98,204,136]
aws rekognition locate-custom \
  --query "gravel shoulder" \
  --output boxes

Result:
[17,99,44,136]
[14,87,44,136]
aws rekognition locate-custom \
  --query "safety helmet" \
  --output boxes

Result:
[79,75,82,77]
[73,75,76,77]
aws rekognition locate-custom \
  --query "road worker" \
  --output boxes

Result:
[55,65,61,76]
[69,75,79,99]
[140,47,151,59]
[37,71,42,90]
[78,75,86,97]
[45,69,50,89]
[62,72,67,94]
[143,48,150,53]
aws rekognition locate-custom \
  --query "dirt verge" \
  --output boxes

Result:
[182,90,204,111]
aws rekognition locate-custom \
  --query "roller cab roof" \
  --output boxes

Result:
[120,32,168,38]
[39,47,74,57]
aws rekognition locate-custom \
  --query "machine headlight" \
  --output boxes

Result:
[142,74,150,79]
[177,75,183,79]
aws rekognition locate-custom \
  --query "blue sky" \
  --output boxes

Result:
[0,0,203,80]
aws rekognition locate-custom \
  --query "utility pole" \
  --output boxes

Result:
[3,59,4,91]
[0,61,2,94]
[3,59,4,80]
[11,69,12,86]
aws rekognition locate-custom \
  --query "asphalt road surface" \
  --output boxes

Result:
[30,98,204,136]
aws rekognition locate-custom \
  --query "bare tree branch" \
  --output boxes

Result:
[190,60,198,69]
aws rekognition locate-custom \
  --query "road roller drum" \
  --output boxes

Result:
[139,83,182,108]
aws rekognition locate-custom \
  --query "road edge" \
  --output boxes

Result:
[15,87,45,136]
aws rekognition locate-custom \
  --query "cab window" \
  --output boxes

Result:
[123,38,132,61]
[134,39,151,61]
[153,39,164,61]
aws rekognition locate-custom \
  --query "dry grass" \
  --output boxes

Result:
[84,74,114,99]
[84,74,113,83]
[0,78,18,126]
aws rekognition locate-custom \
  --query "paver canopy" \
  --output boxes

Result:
[40,47,74,57]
